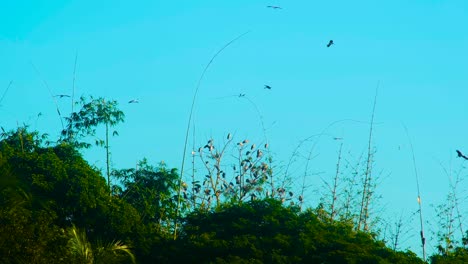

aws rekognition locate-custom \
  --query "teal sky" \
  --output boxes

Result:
[1,1,468,256]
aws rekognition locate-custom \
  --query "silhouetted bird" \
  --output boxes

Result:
[267,5,282,9]
[54,94,70,98]
[239,93,245,97]
[456,150,468,160]
[128,99,139,104]
[327,40,334,47]
[264,85,272,89]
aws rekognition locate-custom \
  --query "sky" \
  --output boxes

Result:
[1,0,468,257]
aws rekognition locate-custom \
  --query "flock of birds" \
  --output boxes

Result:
[45,6,335,107]
[1,4,466,168]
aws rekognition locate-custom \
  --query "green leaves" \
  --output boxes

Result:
[113,159,180,235]
[67,225,136,264]
[61,95,124,149]
[177,199,424,263]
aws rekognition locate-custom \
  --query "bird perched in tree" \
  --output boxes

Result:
[264,85,272,89]
[54,94,70,98]
[256,149,263,158]
[456,150,468,160]
[267,5,282,9]
[327,40,334,47]
[128,99,139,104]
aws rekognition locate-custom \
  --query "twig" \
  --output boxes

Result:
[71,52,78,140]
[436,158,465,247]
[0,80,13,106]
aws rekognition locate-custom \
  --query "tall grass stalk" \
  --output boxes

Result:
[70,52,78,141]
[174,31,250,239]
[0,80,13,106]
[330,142,343,221]
[403,123,426,262]
[358,84,378,232]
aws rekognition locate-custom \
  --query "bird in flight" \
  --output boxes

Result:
[264,85,272,90]
[456,150,468,160]
[267,5,282,9]
[239,93,246,97]
[327,40,334,47]
[128,99,139,104]
[54,94,70,98]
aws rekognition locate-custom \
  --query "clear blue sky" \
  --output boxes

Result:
[1,0,468,256]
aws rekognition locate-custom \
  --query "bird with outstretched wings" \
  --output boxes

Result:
[456,150,468,160]
[267,5,282,9]
[54,94,71,98]
[264,85,272,90]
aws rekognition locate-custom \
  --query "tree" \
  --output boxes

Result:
[176,199,423,263]
[113,159,180,235]
[61,96,125,192]
[0,127,140,262]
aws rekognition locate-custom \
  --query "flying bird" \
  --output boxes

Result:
[267,5,282,9]
[264,85,272,90]
[239,93,245,97]
[456,150,468,160]
[327,40,334,48]
[54,94,70,98]
[128,99,139,104]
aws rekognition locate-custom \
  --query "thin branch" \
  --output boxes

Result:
[71,52,78,140]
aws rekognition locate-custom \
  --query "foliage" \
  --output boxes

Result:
[177,199,424,264]
[0,127,138,263]
[113,159,180,235]
[60,96,124,149]
[0,105,443,263]
[67,225,136,264]
[430,246,468,264]
[60,95,125,190]
[0,185,70,263]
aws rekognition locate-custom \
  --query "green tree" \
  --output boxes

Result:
[113,159,180,235]
[177,199,423,264]
[0,127,140,262]
[61,96,124,191]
